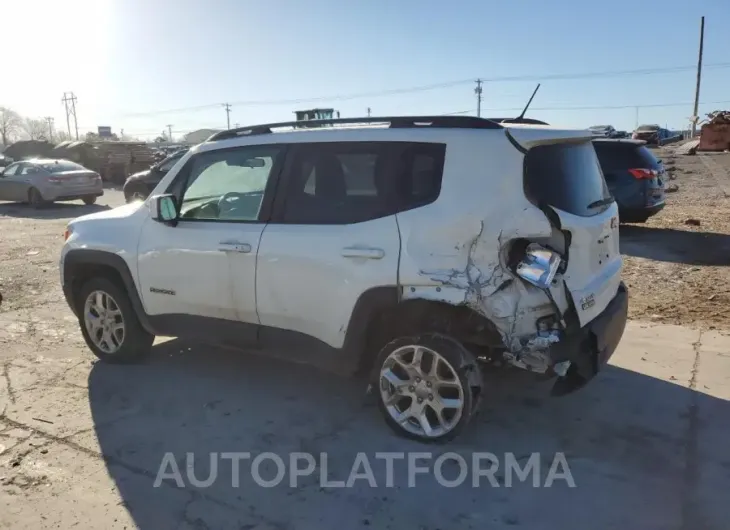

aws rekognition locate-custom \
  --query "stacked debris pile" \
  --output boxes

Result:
[698,111,730,152]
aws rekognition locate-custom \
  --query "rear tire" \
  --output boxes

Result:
[374,333,482,443]
[77,277,154,363]
[28,187,45,208]
[82,196,97,205]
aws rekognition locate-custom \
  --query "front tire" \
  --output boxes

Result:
[82,196,97,205]
[374,333,482,443]
[77,277,154,363]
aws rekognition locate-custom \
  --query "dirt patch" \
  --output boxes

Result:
[621,148,730,329]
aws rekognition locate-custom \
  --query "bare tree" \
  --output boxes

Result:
[22,118,49,141]
[55,130,73,142]
[0,107,22,145]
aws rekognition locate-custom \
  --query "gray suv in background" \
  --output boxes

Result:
[0,159,103,207]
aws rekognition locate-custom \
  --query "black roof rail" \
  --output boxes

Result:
[207,115,503,142]
[486,117,549,125]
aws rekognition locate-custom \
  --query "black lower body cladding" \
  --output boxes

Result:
[549,282,629,396]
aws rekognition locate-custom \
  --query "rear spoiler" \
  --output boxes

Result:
[505,126,594,152]
[487,117,549,125]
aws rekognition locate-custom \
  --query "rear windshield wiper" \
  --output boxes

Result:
[586,196,615,209]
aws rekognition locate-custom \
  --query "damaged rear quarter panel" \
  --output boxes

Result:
[396,132,570,352]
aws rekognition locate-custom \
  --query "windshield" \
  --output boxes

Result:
[524,140,612,217]
[158,153,184,172]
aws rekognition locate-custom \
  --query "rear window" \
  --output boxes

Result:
[40,161,85,173]
[593,142,661,171]
[524,141,612,217]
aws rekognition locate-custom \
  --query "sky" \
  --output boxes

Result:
[2,0,729,141]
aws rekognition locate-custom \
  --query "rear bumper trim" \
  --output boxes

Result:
[550,281,628,395]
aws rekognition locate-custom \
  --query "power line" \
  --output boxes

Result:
[117,61,730,118]
[442,99,730,115]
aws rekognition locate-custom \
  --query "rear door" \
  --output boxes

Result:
[256,141,401,350]
[520,137,621,326]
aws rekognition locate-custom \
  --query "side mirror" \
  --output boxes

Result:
[150,194,179,224]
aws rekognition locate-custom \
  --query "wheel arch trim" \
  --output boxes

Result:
[62,249,156,335]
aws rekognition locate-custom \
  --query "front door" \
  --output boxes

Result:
[136,144,287,344]
[0,163,25,201]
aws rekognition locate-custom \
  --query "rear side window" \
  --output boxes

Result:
[593,142,661,172]
[279,142,445,224]
[524,141,612,217]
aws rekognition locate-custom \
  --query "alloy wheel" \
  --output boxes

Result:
[379,345,465,438]
[83,290,125,354]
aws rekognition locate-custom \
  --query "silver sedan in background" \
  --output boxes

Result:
[0,159,103,207]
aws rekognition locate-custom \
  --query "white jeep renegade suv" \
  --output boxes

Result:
[60,116,628,443]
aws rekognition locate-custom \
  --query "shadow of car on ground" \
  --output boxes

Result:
[87,339,729,530]
[620,224,730,266]
[0,201,110,220]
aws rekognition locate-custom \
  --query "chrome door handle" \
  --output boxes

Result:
[341,246,385,259]
[219,240,252,253]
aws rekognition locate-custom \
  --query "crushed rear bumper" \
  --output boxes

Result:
[549,281,629,395]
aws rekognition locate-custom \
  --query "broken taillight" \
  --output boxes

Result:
[514,244,562,290]
[628,168,657,180]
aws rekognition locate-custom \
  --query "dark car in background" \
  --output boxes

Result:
[593,138,665,223]
[122,148,188,202]
[632,124,673,146]
[589,124,618,138]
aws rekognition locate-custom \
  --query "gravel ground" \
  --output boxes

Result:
[621,147,730,330]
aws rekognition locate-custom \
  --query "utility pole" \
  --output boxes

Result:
[474,79,483,117]
[61,92,79,140]
[367,107,371,117]
[45,117,54,141]
[223,103,232,129]
[635,106,639,129]
[166,124,173,141]
[691,16,705,137]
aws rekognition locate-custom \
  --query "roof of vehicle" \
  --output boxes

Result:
[589,125,611,129]
[196,115,592,156]
[207,115,507,142]
[22,158,80,165]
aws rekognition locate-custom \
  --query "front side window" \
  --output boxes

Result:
[178,145,283,221]
[2,163,20,176]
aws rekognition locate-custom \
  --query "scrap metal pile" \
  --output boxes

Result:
[698,110,730,151]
